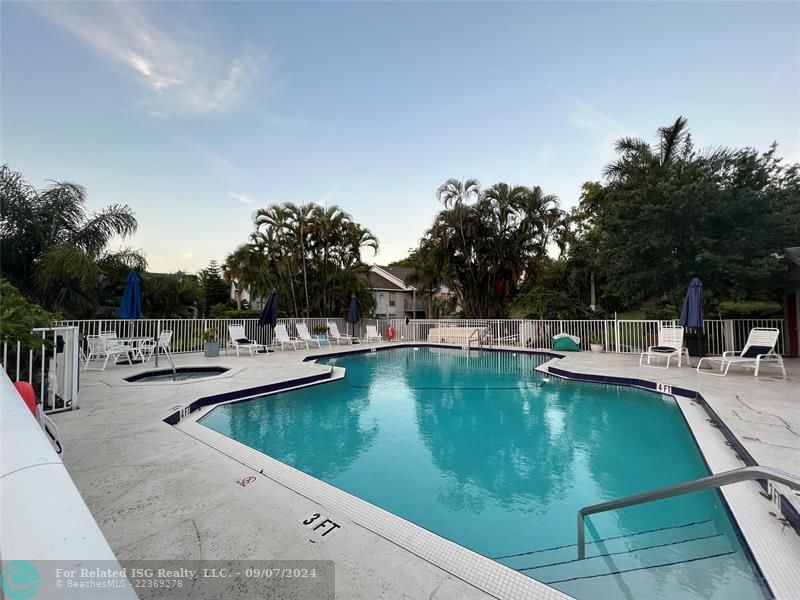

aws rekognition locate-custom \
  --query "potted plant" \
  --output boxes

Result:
[589,336,604,353]
[312,324,328,344]
[202,328,220,357]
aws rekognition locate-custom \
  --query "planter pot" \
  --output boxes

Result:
[590,343,604,353]
[204,342,220,357]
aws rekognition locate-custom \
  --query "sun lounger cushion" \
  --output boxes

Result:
[741,345,772,358]
[235,338,252,344]
[651,346,679,353]
[552,336,580,352]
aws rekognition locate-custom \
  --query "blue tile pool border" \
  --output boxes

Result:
[126,366,230,382]
[302,342,563,364]
[162,370,334,425]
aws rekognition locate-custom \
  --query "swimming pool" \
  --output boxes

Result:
[199,347,768,600]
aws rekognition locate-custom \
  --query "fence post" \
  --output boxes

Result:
[603,320,609,353]
[614,313,621,354]
[70,327,80,409]
[155,319,162,367]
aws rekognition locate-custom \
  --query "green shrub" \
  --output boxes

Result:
[0,279,55,349]
[717,300,782,319]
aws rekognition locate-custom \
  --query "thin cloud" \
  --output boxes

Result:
[316,186,339,209]
[30,2,262,117]
[228,191,256,205]
[552,87,637,159]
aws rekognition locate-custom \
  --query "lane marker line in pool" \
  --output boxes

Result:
[517,532,725,571]
[492,519,712,560]
[543,550,737,585]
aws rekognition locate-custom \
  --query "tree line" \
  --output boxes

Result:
[2,115,797,339]
[400,117,799,319]
[222,203,378,318]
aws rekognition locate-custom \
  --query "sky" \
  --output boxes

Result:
[2,1,799,273]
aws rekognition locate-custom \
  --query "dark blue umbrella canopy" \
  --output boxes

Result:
[347,294,359,324]
[679,278,704,331]
[259,289,278,328]
[118,271,142,319]
[347,294,359,336]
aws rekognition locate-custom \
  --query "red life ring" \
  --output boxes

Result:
[386,326,396,341]
[13,381,37,416]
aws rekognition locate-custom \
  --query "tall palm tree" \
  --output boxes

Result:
[222,244,253,310]
[603,116,690,180]
[0,164,145,316]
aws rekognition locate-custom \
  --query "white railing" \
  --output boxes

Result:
[56,318,392,355]
[387,318,787,355]
[51,317,787,357]
[1,327,81,414]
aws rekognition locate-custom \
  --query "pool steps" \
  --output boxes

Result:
[495,519,747,594]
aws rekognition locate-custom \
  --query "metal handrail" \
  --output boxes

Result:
[577,466,800,559]
[467,328,483,350]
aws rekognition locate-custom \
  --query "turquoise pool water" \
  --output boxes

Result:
[200,347,768,600]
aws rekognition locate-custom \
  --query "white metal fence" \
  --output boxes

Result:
[56,318,392,355]
[387,318,787,355]
[51,317,788,356]
[1,327,81,414]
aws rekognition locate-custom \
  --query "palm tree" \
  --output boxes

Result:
[247,201,378,317]
[0,164,145,316]
[604,116,690,180]
[413,180,567,317]
[222,245,252,310]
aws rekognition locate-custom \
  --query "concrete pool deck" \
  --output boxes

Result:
[53,344,799,599]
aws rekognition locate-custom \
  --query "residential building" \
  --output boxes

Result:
[367,265,425,319]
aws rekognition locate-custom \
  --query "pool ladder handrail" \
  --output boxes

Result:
[467,328,483,350]
[577,465,800,559]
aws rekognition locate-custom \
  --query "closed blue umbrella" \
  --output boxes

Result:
[679,278,703,332]
[118,271,142,319]
[347,294,359,337]
[259,289,278,328]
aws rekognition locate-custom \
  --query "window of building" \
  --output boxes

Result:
[389,292,396,307]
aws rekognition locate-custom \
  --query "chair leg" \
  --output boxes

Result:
[102,354,110,371]
[778,356,786,377]
[754,358,760,377]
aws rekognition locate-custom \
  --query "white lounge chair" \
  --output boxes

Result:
[228,324,267,356]
[696,327,785,377]
[328,322,356,345]
[84,334,133,370]
[273,323,308,351]
[364,324,383,343]
[296,322,323,348]
[141,330,173,363]
[639,325,688,368]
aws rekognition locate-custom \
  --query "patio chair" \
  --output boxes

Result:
[272,323,308,351]
[696,327,785,377]
[639,325,688,368]
[364,324,383,343]
[296,322,323,348]
[227,324,267,356]
[84,334,133,370]
[141,330,173,363]
[328,322,356,345]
